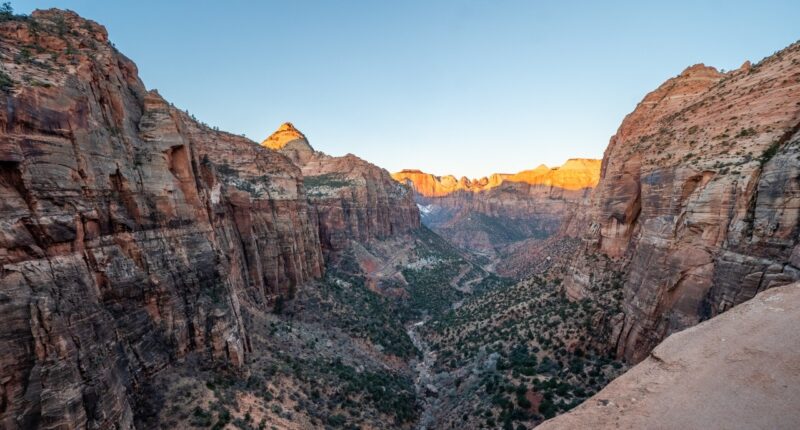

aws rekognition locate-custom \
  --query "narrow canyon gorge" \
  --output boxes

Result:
[0,7,798,430]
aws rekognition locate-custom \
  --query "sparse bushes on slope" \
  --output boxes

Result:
[421,273,627,428]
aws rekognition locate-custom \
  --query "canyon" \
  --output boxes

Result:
[262,122,420,256]
[392,160,600,276]
[0,9,427,429]
[0,6,799,430]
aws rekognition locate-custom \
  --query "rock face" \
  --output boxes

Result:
[392,160,600,262]
[538,282,800,430]
[0,10,327,428]
[564,45,800,362]
[261,122,315,165]
[263,124,420,254]
[392,159,601,197]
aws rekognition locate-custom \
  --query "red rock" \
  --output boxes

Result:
[0,10,324,428]
[564,43,800,362]
[262,124,420,255]
[391,160,600,261]
[392,159,601,197]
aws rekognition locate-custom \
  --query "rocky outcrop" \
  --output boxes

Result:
[263,123,420,254]
[260,122,315,165]
[538,282,800,430]
[0,10,323,428]
[564,44,800,362]
[392,160,600,259]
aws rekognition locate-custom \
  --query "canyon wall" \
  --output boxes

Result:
[0,10,423,428]
[565,46,800,362]
[392,160,600,260]
[393,158,601,197]
[263,123,420,254]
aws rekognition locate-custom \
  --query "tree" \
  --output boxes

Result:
[273,296,285,314]
[0,3,13,21]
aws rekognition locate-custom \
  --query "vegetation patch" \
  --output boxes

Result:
[0,2,25,23]
[0,69,13,92]
[402,263,465,318]
[315,357,418,425]
[303,264,419,358]
[759,140,782,167]
[303,173,352,190]
[421,272,627,428]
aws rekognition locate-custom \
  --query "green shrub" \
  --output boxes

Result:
[303,173,352,190]
[327,414,347,427]
[0,69,12,92]
[759,141,781,167]
[0,2,13,21]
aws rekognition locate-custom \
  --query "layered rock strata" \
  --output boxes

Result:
[392,160,600,257]
[564,47,800,361]
[262,123,420,254]
[392,158,601,197]
[0,10,327,428]
[0,9,425,427]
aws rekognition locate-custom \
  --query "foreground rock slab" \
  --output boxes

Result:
[538,282,800,430]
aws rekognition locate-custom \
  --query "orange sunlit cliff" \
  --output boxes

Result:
[391,158,601,197]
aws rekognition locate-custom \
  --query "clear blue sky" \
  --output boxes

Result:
[18,1,800,177]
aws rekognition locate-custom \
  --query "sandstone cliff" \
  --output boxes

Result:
[564,45,800,362]
[263,123,420,254]
[538,283,800,430]
[392,160,600,265]
[0,10,324,428]
[392,158,601,197]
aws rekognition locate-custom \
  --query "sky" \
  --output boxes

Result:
[17,1,800,178]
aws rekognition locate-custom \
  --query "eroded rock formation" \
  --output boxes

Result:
[0,10,329,428]
[0,9,427,427]
[392,160,600,262]
[262,123,420,254]
[564,46,800,362]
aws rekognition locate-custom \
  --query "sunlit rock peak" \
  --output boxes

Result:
[392,158,601,197]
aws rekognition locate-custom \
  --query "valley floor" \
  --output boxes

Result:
[134,227,628,430]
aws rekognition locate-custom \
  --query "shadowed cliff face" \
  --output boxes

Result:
[391,161,600,272]
[564,48,800,362]
[0,10,328,428]
[0,10,427,428]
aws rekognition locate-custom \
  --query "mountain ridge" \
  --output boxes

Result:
[392,158,601,197]
[391,159,601,273]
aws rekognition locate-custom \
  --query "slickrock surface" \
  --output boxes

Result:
[564,45,800,362]
[0,10,327,428]
[538,282,800,430]
[263,123,420,254]
[392,160,600,261]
